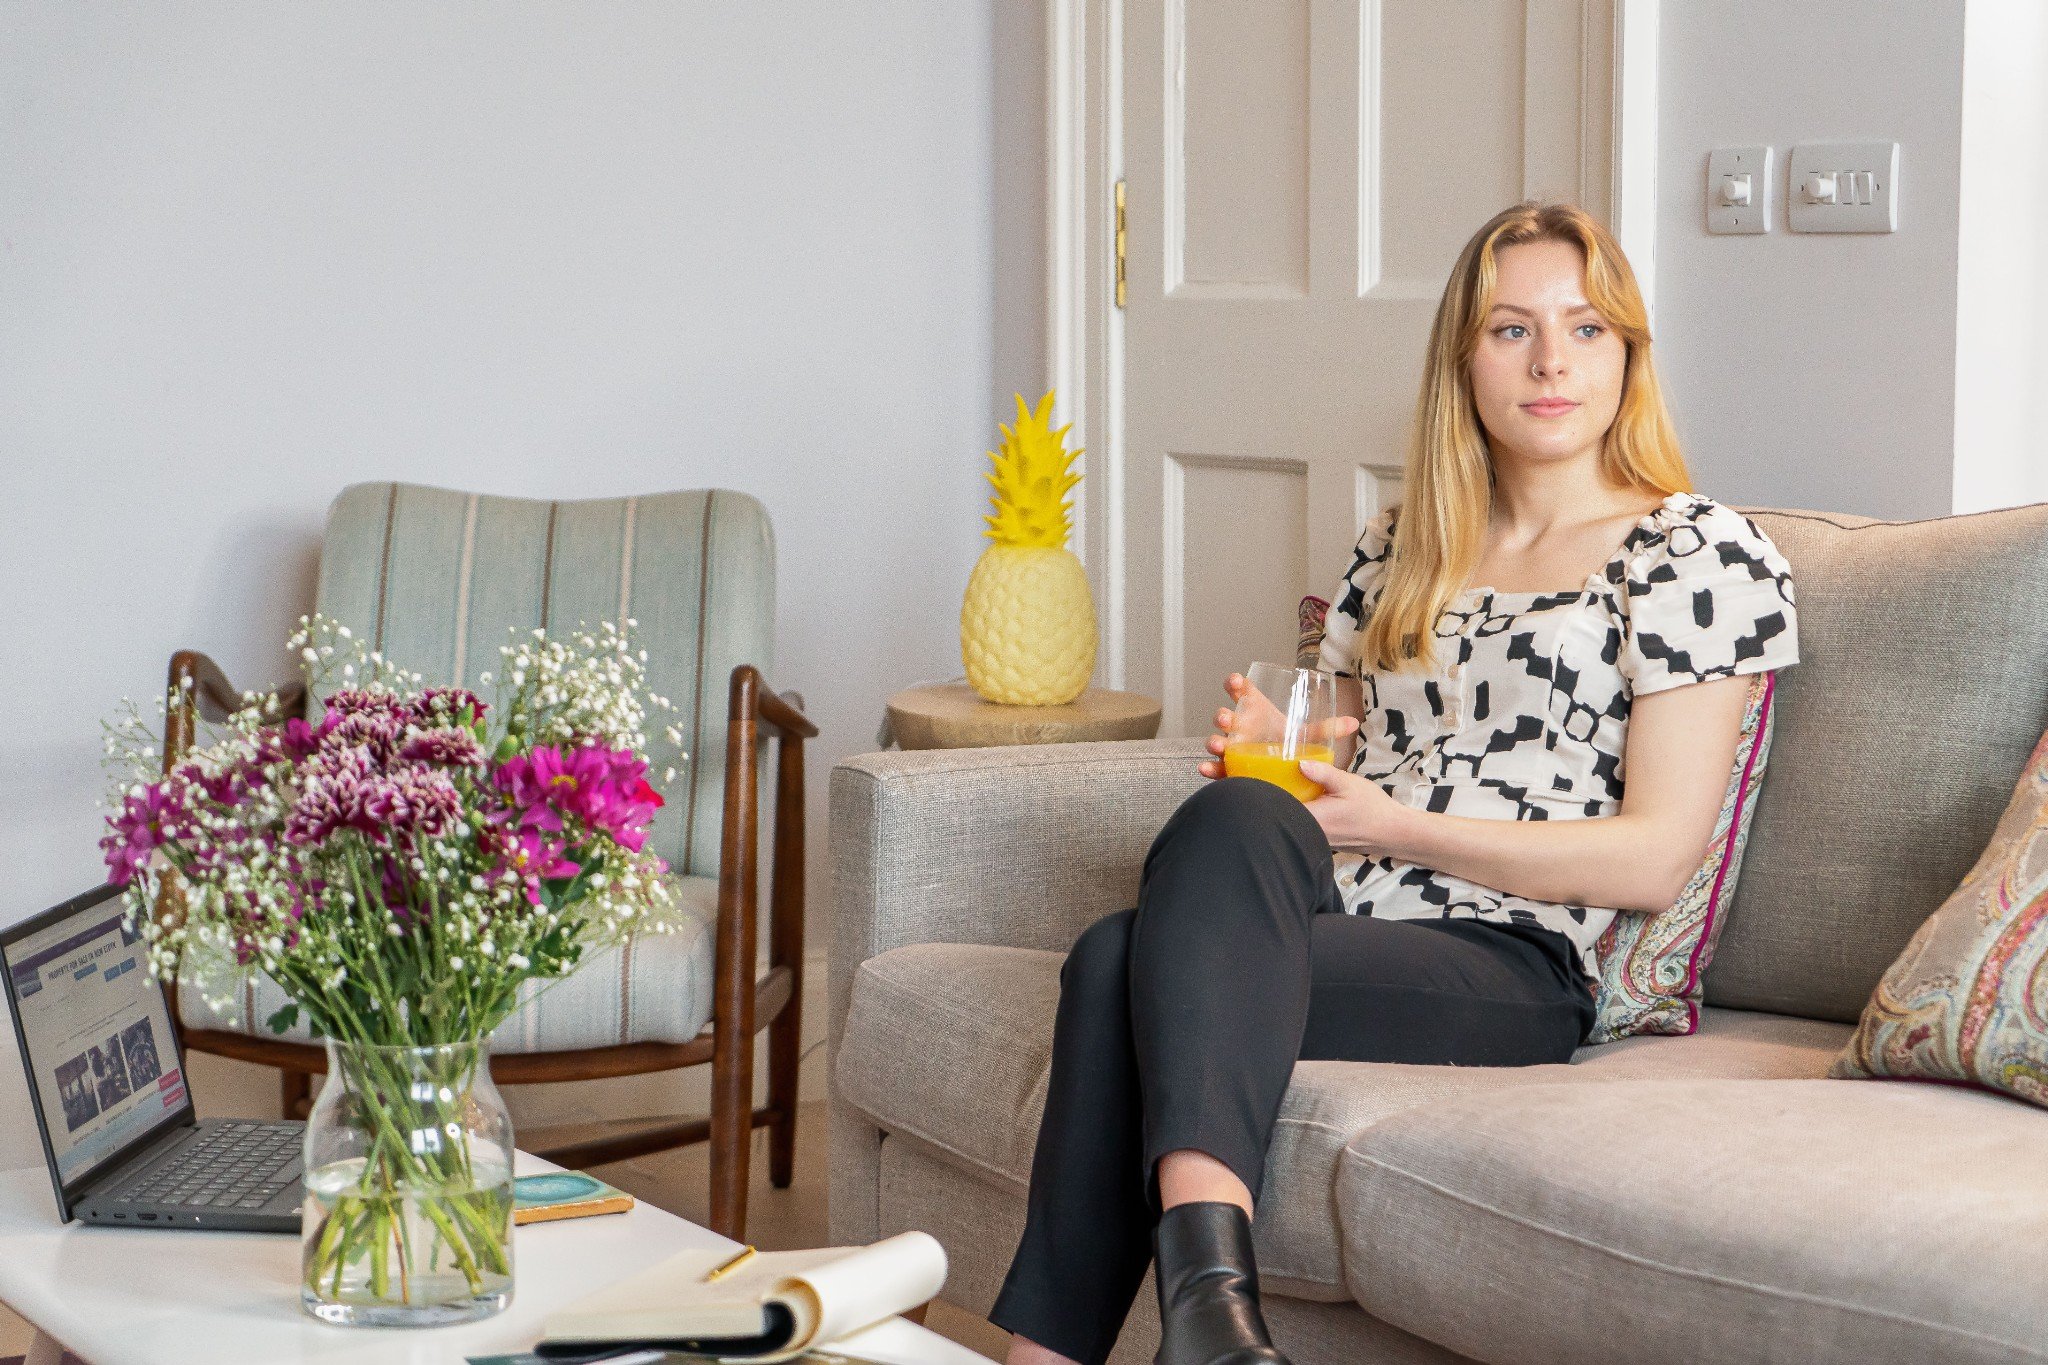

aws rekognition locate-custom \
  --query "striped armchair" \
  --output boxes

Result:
[159,482,815,1238]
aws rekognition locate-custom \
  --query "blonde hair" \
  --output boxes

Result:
[1360,200,1692,673]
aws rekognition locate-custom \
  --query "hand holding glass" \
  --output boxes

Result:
[1216,663,1356,801]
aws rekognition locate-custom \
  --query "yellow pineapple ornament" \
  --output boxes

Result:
[961,390,1098,705]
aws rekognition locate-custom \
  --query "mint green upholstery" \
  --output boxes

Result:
[180,482,775,1049]
[315,481,773,879]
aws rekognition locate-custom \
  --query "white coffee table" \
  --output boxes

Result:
[0,1154,992,1364]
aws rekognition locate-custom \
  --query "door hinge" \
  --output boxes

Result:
[1114,179,1127,310]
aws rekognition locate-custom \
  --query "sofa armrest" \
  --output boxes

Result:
[824,735,1203,1246]
[828,737,1204,1020]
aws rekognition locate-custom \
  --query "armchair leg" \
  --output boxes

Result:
[765,720,808,1190]
[708,1025,754,1241]
[281,1068,313,1121]
[767,962,801,1189]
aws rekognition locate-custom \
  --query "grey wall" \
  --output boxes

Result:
[1653,0,1967,519]
[0,0,1024,906]
[0,0,1037,1165]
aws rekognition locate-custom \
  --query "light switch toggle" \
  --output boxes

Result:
[1802,172,1838,204]
[1720,175,1753,207]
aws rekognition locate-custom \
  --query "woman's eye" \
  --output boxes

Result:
[1576,324,1604,338]
[1498,324,1527,339]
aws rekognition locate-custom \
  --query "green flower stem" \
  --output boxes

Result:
[302,1043,508,1308]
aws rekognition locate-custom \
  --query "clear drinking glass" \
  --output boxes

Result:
[1221,661,1352,801]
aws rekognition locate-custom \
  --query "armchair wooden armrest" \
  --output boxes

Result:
[155,649,307,1036]
[706,664,816,1221]
[162,650,308,774]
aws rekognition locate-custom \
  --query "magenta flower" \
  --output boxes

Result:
[276,713,337,762]
[284,748,463,848]
[588,754,664,853]
[413,688,488,727]
[490,745,664,850]
[491,745,610,831]
[195,756,267,808]
[101,784,179,886]
[323,709,406,765]
[325,688,409,720]
[398,728,485,770]
[494,831,580,904]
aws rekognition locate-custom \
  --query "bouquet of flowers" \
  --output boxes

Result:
[100,613,688,1321]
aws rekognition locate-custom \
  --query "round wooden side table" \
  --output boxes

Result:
[885,682,1164,750]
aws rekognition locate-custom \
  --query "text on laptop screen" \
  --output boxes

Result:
[5,896,187,1187]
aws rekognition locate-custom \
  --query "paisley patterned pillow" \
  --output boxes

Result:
[1586,669,1778,1042]
[1829,725,2048,1108]
[1296,595,1331,669]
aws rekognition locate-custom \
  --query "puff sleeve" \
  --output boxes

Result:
[1316,506,1398,680]
[1617,499,1799,697]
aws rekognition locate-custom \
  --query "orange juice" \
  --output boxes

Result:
[1222,742,1336,801]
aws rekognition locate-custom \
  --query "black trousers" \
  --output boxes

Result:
[987,778,1596,1365]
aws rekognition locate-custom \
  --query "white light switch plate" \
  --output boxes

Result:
[1787,141,1899,233]
[1706,146,1771,234]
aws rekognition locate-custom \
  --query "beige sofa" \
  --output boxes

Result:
[827,503,2048,1365]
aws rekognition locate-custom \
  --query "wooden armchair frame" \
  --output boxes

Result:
[157,649,816,1240]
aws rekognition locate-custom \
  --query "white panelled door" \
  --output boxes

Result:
[1111,0,1625,735]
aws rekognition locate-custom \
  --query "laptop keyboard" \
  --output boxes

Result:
[121,1121,302,1210]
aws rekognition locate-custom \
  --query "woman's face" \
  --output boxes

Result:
[1467,238,1627,475]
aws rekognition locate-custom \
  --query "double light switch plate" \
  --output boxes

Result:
[1786,141,1899,233]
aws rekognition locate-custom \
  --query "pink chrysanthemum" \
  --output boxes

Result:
[398,728,486,770]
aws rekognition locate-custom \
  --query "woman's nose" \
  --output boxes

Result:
[1532,340,1568,379]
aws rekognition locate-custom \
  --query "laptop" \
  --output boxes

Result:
[1,883,304,1232]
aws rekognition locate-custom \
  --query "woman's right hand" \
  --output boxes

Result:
[1198,672,1363,780]
[1198,673,1278,780]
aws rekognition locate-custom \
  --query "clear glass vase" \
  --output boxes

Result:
[300,1038,515,1327]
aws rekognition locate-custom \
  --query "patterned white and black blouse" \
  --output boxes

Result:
[1315,491,1800,984]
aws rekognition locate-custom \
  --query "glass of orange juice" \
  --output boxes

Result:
[1222,662,1351,801]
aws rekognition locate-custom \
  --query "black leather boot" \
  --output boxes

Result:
[1153,1201,1290,1365]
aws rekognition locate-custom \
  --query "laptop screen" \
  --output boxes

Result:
[2,886,191,1192]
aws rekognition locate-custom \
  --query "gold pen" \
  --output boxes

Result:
[703,1244,757,1282]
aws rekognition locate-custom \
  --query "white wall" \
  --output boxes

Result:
[0,0,1029,1165]
[1653,0,1967,519]
[1954,0,2048,515]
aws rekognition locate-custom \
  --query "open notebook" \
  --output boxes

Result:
[529,1232,967,1364]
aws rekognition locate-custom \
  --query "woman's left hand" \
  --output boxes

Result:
[1298,758,1407,854]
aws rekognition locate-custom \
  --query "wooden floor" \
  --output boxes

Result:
[0,1099,1012,1364]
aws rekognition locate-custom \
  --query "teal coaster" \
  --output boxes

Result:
[513,1172,604,1204]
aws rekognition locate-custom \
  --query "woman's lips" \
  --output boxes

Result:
[1521,400,1578,417]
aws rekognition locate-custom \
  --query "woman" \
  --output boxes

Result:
[986,201,1801,1365]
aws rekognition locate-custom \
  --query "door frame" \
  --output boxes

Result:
[1046,0,1663,689]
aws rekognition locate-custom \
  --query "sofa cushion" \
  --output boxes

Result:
[1589,668,1778,1042]
[835,941,1854,1300]
[1713,504,2048,1022]
[1832,723,2048,1109]
[1339,1078,2048,1365]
